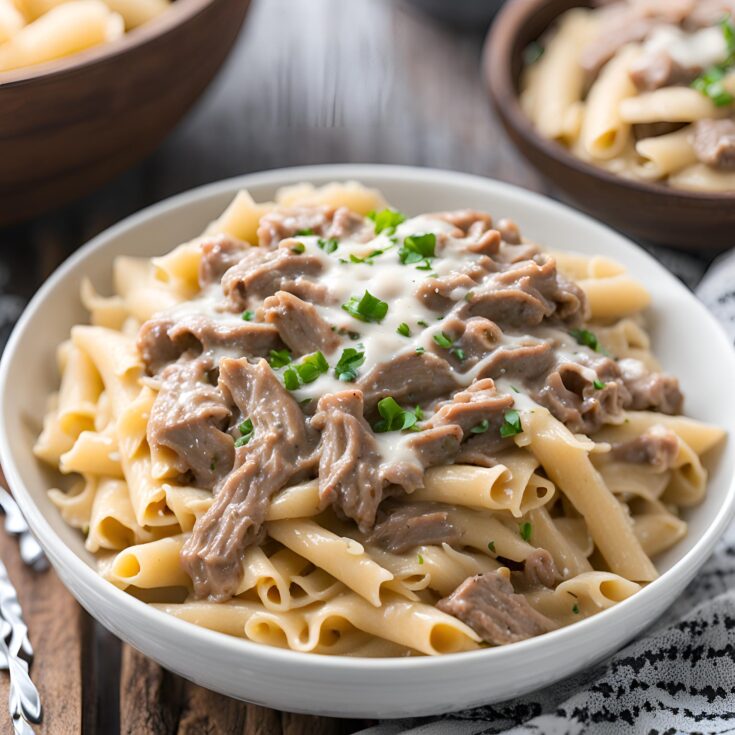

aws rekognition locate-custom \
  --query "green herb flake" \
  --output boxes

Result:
[500,409,522,438]
[465,291,475,302]
[570,328,602,352]
[417,553,424,565]
[471,419,490,435]
[342,290,389,323]
[399,233,436,265]
[415,346,426,354]
[295,351,329,384]
[235,418,254,447]
[691,19,735,107]
[268,348,292,368]
[368,208,406,235]
[290,242,306,254]
[487,541,496,553]
[397,322,411,337]
[334,347,365,382]
[519,521,532,542]
[417,319,429,328]
[510,385,520,393]
[241,310,255,322]
[296,228,315,236]
[210,459,216,472]
[450,346,466,362]
[317,237,339,254]
[593,379,606,390]
[373,397,418,433]
[433,332,453,349]
[523,40,545,66]
[283,368,300,391]
[572,603,580,614]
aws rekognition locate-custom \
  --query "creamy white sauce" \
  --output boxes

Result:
[643,24,728,70]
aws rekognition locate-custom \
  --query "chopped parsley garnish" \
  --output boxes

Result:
[510,385,520,393]
[283,368,300,391]
[282,352,329,389]
[417,553,424,565]
[500,409,522,438]
[317,237,339,254]
[433,332,465,362]
[269,348,292,368]
[519,521,532,542]
[373,397,419,433]
[593,379,606,390]
[210,458,216,471]
[465,291,475,302]
[523,40,545,66]
[241,310,255,321]
[415,346,425,354]
[417,319,429,328]
[471,419,490,434]
[433,332,453,349]
[337,327,361,340]
[296,228,315,236]
[570,328,601,352]
[414,405,424,420]
[397,323,411,337]
[572,603,580,615]
[487,541,496,553]
[290,242,306,254]
[342,290,389,323]
[235,418,254,447]
[334,348,365,382]
[368,208,406,235]
[399,233,436,266]
[691,17,735,107]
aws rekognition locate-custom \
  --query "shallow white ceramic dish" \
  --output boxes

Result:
[1,165,734,718]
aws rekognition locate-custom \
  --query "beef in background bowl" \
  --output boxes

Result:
[483,0,735,252]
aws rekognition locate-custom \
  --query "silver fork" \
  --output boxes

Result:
[0,490,44,732]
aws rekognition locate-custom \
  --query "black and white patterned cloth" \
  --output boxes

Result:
[359,246,735,735]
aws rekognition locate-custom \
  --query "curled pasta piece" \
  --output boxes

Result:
[154,600,261,637]
[105,535,190,590]
[275,181,386,216]
[60,426,123,478]
[80,278,127,330]
[267,519,397,607]
[205,190,274,243]
[411,464,511,510]
[578,275,651,320]
[48,475,97,529]
[151,240,203,299]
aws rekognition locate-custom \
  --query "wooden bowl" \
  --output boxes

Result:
[483,0,735,252]
[0,0,251,226]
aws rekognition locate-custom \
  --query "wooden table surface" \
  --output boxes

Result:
[0,0,712,732]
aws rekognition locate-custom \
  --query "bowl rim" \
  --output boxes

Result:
[1,162,734,674]
[0,0,217,88]
[483,0,735,202]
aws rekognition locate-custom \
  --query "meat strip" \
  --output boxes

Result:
[367,502,462,553]
[610,426,679,471]
[181,358,316,600]
[618,358,683,415]
[257,206,370,247]
[137,314,281,375]
[691,119,735,171]
[147,358,234,489]
[262,291,340,356]
[221,246,325,310]
[358,352,459,413]
[198,235,250,287]
[437,572,556,645]
[524,549,560,589]
[311,390,384,533]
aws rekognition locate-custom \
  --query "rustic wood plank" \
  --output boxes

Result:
[176,681,247,734]
[244,704,281,735]
[119,646,183,735]
[0,527,85,734]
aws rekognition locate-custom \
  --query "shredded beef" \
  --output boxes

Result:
[147,359,234,489]
[262,291,340,356]
[368,502,462,553]
[181,358,316,600]
[198,235,250,287]
[257,206,369,247]
[618,358,683,415]
[524,549,560,589]
[691,119,735,171]
[311,391,384,532]
[610,426,679,470]
[437,572,556,645]
[137,315,281,375]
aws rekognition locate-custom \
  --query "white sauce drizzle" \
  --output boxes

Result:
[642,24,728,70]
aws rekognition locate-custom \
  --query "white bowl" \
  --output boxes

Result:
[1,165,733,718]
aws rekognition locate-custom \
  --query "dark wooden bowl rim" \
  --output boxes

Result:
[0,0,214,88]
[483,0,735,202]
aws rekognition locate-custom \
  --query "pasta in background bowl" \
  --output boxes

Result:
[484,0,735,251]
[1,165,734,717]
